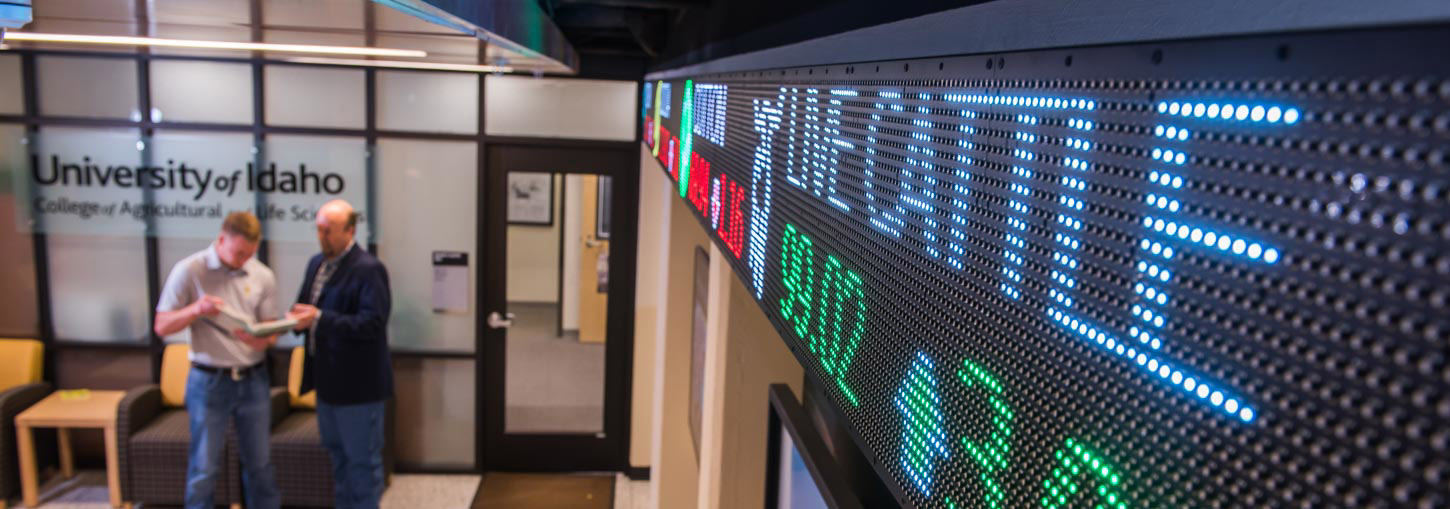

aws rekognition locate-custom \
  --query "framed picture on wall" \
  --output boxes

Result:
[596,176,613,239]
[507,172,553,225]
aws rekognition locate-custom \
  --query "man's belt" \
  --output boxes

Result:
[191,361,265,381]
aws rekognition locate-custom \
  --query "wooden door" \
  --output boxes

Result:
[578,175,609,343]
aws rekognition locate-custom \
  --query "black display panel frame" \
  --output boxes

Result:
[643,24,1450,508]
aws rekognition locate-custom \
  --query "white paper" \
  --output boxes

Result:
[212,305,297,336]
[432,251,469,312]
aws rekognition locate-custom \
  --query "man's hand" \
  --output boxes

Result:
[234,329,275,352]
[194,295,224,317]
[288,304,320,330]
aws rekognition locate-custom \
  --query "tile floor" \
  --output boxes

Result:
[6,470,652,509]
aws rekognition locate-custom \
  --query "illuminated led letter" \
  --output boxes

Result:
[783,87,851,212]
[678,80,695,197]
[943,358,1013,509]
[749,97,782,298]
[1038,438,1133,509]
[779,223,865,405]
[897,352,950,497]
[651,81,663,157]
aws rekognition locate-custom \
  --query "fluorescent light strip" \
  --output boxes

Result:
[4,32,427,58]
[286,57,513,73]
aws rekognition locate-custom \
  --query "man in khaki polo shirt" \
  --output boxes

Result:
[153,211,281,509]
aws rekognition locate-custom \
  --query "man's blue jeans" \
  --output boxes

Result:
[317,400,385,509]
[184,365,281,509]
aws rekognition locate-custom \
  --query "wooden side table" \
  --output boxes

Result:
[14,390,127,508]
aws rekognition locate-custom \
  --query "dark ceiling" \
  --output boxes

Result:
[537,0,992,79]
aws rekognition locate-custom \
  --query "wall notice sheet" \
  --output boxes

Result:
[433,251,469,312]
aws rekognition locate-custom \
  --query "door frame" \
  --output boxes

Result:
[477,137,640,471]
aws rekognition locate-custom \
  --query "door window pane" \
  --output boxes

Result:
[150,60,254,124]
[37,56,139,120]
[505,173,609,434]
[377,138,476,352]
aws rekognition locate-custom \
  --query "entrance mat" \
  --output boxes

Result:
[470,472,614,509]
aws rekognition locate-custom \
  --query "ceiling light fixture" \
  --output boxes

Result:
[285,56,513,74]
[3,32,427,58]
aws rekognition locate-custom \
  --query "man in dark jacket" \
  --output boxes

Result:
[286,199,392,509]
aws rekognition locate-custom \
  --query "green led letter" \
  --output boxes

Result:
[815,254,865,404]
[955,359,1014,509]
[780,223,816,340]
[678,80,695,197]
[778,223,865,405]
[1039,438,1133,509]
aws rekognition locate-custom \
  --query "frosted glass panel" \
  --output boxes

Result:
[0,125,38,336]
[147,131,258,238]
[485,76,636,140]
[393,358,475,469]
[48,233,149,342]
[0,54,21,115]
[270,240,315,348]
[263,0,364,29]
[377,71,477,134]
[31,0,138,37]
[156,237,212,344]
[376,138,476,352]
[265,66,365,129]
[150,60,254,124]
[26,128,147,236]
[261,135,371,242]
[37,57,139,120]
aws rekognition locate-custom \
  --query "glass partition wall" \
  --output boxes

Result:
[0,49,485,470]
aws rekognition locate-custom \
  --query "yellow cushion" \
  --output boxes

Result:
[287,347,316,409]
[0,339,43,392]
[160,344,192,407]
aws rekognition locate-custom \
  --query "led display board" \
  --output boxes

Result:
[643,25,1450,508]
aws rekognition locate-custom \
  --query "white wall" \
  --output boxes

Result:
[650,166,711,509]
[561,175,584,329]
[640,142,806,508]
[632,146,671,470]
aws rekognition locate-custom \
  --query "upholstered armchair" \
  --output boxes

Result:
[117,344,285,508]
[270,347,394,507]
[0,339,51,509]
[270,347,333,507]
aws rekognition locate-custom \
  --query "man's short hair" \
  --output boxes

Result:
[345,211,360,231]
[222,211,262,243]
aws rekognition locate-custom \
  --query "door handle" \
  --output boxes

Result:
[487,311,515,329]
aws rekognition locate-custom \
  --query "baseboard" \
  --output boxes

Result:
[624,466,651,481]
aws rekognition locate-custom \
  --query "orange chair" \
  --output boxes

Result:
[0,339,50,509]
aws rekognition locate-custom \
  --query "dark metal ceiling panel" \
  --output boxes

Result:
[374,0,579,73]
